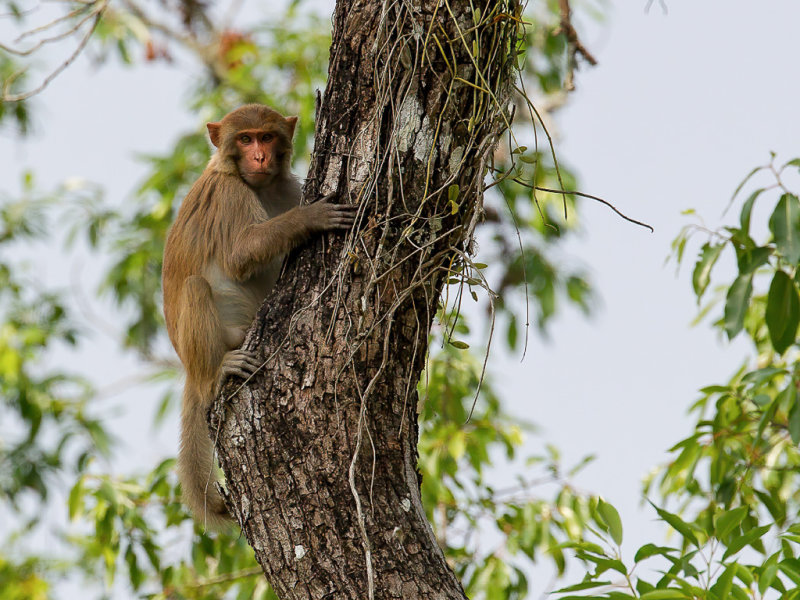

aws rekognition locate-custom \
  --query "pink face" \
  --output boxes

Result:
[235,129,279,187]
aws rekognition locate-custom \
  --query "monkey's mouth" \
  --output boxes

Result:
[242,170,273,181]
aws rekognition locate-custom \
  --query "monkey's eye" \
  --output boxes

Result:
[240,135,252,143]
[262,133,274,143]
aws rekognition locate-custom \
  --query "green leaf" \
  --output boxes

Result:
[125,544,143,590]
[789,398,800,445]
[590,557,627,576]
[740,188,766,235]
[449,340,469,349]
[634,543,675,562]
[650,502,699,546]
[447,432,466,459]
[722,524,772,560]
[448,185,460,214]
[724,274,753,340]
[759,562,779,595]
[640,590,689,600]
[710,563,737,600]
[692,243,725,300]
[554,580,614,593]
[769,194,800,264]
[715,506,748,540]
[766,271,800,353]
[68,478,85,520]
[730,165,763,206]
[561,541,607,556]
[779,559,800,585]
[783,157,800,172]
[597,498,623,545]
[735,563,755,586]
[736,245,771,274]
[753,488,785,524]
[506,314,518,349]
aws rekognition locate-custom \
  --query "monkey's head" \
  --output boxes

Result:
[207,104,298,188]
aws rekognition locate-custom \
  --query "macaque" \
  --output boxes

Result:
[162,104,356,528]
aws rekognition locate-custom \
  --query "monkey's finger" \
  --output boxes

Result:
[332,207,358,218]
[246,356,262,369]
[221,359,255,374]
[331,216,357,225]
[222,351,261,373]
[224,357,260,373]
[234,350,262,367]
[328,213,356,223]
[223,367,252,380]
[236,359,262,373]
[226,349,259,362]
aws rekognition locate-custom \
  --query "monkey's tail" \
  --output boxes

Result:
[178,383,232,531]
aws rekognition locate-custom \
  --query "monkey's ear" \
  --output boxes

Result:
[285,116,298,138]
[207,122,222,148]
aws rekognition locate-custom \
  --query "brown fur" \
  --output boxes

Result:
[162,104,356,529]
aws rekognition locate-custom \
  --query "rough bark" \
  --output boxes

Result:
[212,1,519,597]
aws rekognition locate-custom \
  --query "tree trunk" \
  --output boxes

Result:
[212,1,519,597]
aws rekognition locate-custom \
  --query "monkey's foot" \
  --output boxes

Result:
[216,349,262,394]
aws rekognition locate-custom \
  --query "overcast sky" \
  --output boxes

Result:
[2,0,800,595]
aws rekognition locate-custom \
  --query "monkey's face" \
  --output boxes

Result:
[207,106,298,188]
[234,129,283,188]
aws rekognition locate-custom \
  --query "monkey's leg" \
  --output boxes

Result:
[177,278,260,390]
[176,276,229,384]
[222,325,247,348]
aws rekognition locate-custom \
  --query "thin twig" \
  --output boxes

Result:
[0,4,40,18]
[3,2,106,101]
[535,185,654,232]
[1,1,98,56]
[15,3,88,43]
[644,0,669,15]
[557,0,598,66]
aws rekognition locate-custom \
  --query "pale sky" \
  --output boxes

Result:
[2,0,800,596]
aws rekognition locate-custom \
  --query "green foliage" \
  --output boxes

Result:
[64,460,269,599]
[556,157,800,598]
[0,179,110,510]
[0,54,31,133]
[0,555,51,600]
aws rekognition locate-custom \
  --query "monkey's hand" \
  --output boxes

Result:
[215,349,262,396]
[306,194,358,231]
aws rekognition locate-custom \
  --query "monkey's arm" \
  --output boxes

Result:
[226,200,356,281]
